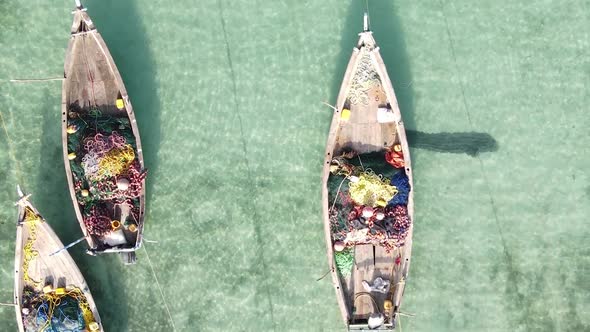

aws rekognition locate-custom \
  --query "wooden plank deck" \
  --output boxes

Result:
[352,244,375,320]
[66,32,119,112]
[334,54,397,156]
[348,245,397,322]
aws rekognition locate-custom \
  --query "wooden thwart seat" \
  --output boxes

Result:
[350,245,396,322]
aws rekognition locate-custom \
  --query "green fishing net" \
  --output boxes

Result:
[334,248,354,277]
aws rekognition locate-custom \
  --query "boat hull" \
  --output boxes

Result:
[14,189,103,331]
[322,30,414,330]
[61,8,146,256]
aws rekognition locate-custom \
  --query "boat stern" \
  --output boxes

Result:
[349,323,396,331]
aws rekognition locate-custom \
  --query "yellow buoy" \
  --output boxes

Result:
[384,300,393,311]
[55,287,66,295]
[116,98,125,110]
[68,152,76,160]
[341,108,351,121]
[81,189,89,197]
[66,125,78,134]
[329,165,339,174]
[393,144,402,152]
[89,322,100,331]
[128,224,137,232]
[111,220,121,231]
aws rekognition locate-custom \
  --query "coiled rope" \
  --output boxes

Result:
[22,208,41,287]
[349,170,398,207]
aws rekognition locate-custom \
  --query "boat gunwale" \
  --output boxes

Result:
[61,8,146,255]
[14,204,25,332]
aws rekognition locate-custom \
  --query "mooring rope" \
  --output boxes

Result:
[9,77,64,83]
[144,245,177,332]
[0,110,23,184]
[365,0,371,29]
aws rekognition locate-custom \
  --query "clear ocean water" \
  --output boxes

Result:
[0,0,588,331]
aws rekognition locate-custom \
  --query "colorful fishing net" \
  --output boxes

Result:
[87,162,147,201]
[389,205,411,235]
[81,152,100,177]
[81,132,134,180]
[83,205,112,236]
[83,132,127,156]
[21,286,95,332]
[95,144,135,179]
[67,111,145,240]
[342,204,411,251]
[348,170,398,207]
[328,151,412,251]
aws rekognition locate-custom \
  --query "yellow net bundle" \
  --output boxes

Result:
[349,171,398,207]
[96,144,135,179]
[22,208,41,287]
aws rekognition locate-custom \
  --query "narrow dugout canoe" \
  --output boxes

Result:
[322,15,414,330]
[62,1,147,264]
[14,186,102,332]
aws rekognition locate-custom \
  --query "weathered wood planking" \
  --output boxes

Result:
[352,244,375,320]
[335,80,396,155]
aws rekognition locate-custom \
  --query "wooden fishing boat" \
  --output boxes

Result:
[322,14,414,330]
[14,186,103,332]
[62,0,147,264]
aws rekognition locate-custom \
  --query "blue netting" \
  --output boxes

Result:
[26,296,85,332]
[388,171,410,206]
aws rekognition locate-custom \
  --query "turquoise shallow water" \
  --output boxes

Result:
[1,0,589,331]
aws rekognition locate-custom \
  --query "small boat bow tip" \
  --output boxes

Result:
[14,185,31,207]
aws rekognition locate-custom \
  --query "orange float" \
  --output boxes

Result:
[385,144,405,168]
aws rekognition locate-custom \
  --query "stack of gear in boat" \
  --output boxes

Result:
[66,106,146,246]
[19,209,99,332]
[20,286,99,332]
[328,146,411,254]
